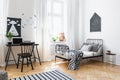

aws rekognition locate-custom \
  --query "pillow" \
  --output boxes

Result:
[80,44,92,51]
[79,43,88,49]
[97,46,103,54]
[91,44,99,52]
[98,44,102,49]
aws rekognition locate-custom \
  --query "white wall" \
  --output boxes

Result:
[83,0,120,65]
[8,0,36,42]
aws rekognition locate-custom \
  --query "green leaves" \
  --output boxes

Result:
[52,36,58,42]
[6,32,13,41]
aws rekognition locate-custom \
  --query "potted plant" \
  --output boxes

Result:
[6,32,13,44]
[52,36,58,42]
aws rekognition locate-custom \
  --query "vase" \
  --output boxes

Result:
[59,33,65,41]
[8,42,12,45]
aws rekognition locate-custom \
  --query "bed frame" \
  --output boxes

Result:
[82,39,103,62]
[55,39,104,62]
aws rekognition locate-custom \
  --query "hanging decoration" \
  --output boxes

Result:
[21,13,38,29]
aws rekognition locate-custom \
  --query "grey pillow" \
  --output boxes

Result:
[91,44,99,52]
[80,44,92,51]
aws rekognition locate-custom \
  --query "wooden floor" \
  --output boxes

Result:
[1,60,120,80]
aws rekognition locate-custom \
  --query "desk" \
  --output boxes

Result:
[5,43,41,70]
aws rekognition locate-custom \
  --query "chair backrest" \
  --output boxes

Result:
[55,44,69,54]
[20,42,34,55]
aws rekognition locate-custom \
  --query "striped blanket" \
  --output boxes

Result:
[68,50,83,70]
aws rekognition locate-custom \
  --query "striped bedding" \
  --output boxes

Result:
[68,50,83,70]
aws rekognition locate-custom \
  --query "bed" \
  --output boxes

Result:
[55,39,103,70]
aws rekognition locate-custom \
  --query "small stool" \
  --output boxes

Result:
[0,70,8,80]
[106,53,116,65]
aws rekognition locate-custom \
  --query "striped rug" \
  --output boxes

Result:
[10,70,74,80]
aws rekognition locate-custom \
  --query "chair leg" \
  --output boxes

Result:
[17,56,20,68]
[102,56,104,63]
[36,46,41,65]
[55,56,56,63]
[29,57,34,70]
[27,58,29,67]
[21,58,24,72]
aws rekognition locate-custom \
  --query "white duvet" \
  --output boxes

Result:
[55,51,101,59]
[82,51,101,57]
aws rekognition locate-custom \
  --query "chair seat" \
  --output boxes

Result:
[18,53,32,58]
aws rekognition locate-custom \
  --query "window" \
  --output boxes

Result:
[47,0,67,38]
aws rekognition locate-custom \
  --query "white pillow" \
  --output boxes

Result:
[80,45,92,51]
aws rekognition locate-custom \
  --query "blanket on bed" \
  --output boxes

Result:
[68,50,83,70]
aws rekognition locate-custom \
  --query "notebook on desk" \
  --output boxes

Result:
[12,38,22,44]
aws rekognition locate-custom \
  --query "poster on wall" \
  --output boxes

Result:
[90,13,101,32]
[7,17,21,37]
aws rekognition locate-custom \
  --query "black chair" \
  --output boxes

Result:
[17,42,34,72]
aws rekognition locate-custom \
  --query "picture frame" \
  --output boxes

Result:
[90,13,101,32]
[7,17,21,37]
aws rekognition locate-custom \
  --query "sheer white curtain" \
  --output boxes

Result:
[0,0,9,66]
[46,0,68,61]
[34,0,79,61]
[0,0,4,66]
[66,0,79,50]
[34,0,51,61]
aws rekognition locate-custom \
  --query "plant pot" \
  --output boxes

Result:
[8,42,12,45]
